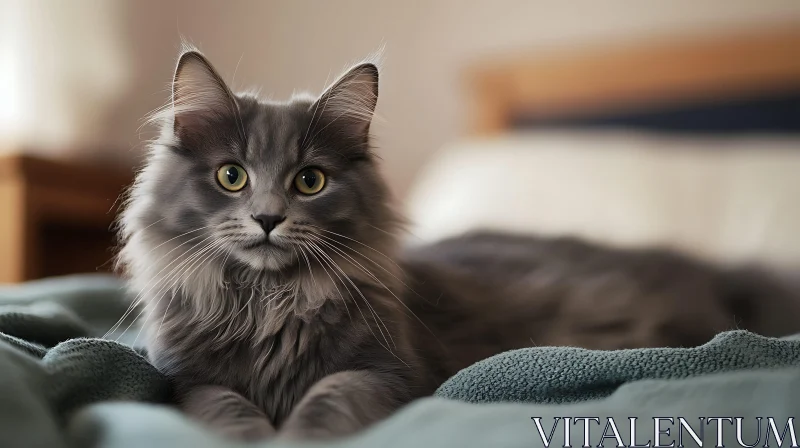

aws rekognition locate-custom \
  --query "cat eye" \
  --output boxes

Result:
[294,168,326,195]
[216,164,248,192]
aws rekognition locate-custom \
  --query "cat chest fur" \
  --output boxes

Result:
[146,283,356,424]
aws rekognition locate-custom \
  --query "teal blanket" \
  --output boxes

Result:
[1,275,799,448]
[436,331,800,403]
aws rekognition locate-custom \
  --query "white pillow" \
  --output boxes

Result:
[403,131,800,269]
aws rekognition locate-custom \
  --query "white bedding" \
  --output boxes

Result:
[403,131,800,268]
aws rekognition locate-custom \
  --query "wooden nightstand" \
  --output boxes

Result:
[0,154,134,283]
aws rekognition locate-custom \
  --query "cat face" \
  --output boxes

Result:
[124,49,397,274]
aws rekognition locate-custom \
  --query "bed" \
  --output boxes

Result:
[405,24,800,270]
[3,25,800,448]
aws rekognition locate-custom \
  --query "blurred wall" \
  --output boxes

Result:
[2,0,800,200]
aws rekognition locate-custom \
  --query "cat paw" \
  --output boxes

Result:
[215,417,276,442]
[180,385,276,441]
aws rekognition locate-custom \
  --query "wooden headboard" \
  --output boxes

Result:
[466,25,800,135]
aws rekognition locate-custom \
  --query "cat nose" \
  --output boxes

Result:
[251,214,286,234]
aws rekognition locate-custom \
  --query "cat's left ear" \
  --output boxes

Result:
[309,63,379,142]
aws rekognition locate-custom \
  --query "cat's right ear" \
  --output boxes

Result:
[171,49,239,137]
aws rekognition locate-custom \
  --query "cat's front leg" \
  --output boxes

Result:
[278,370,410,440]
[179,385,276,441]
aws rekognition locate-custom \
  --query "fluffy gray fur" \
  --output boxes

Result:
[117,47,800,441]
[118,47,422,441]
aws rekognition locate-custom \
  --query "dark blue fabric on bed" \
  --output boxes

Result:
[511,90,800,135]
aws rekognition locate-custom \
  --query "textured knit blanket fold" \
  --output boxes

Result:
[1,274,799,448]
[0,275,171,448]
[434,330,800,403]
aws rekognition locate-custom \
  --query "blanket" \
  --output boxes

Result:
[1,274,799,448]
[435,331,800,403]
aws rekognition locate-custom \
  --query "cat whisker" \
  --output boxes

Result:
[150,238,232,343]
[219,240,235,272]
[305,240,397,352]
[308,235,385,286]
[147,245,229,346]
[365,222,402,239]
[297,241,352,322]
[295,234,393,340]
[130,236,223,332]
[311,232,425,300]
[106,228,216,339]
[300,241,354,309]
[310,242,390,350]
[294,245,318,292]
[111,232,218,333]
[308,234,440,346]
[124,216,166,233]
[122,236,225,343]
[305,225,402,269]
[303,241,394,354]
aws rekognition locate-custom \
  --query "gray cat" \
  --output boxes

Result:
[117,47,800,441]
